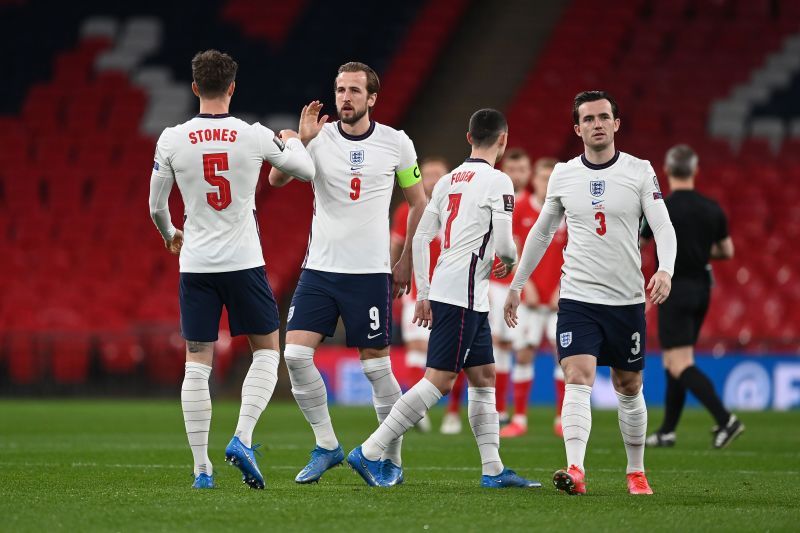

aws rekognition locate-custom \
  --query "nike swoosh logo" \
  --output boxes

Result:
[367,332,383,339]
[627,357,643,363]
[592,200,603,205]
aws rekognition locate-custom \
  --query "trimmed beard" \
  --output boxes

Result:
[339,105,369,125]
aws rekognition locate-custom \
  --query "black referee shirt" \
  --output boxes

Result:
[641,190,728,284]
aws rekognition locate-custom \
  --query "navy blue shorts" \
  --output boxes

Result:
[287,269,392,348]
[179,266,280,342]
[556,298,646,371]
[427,301,494,373]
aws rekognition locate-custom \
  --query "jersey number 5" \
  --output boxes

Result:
[444,193,462,249]
[595,211,607,236]
[203,153,232,211]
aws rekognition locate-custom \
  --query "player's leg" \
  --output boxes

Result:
[441,371,465,434]
[547,310,566,437]
[502,306,541,437]
[285,270,343,483]
[465,318,540,488]
[402,301,432,432]
[178,272,222,489]
[488,282,513,423]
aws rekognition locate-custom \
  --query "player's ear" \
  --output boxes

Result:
[573,124,581,137]
[497,131,508,150]
[466,132,473,146]
[368,92,377,109]
[227,82,236,98]
[613,118,620,132]
[191,82,200,98]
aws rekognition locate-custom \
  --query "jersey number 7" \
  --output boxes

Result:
[444,193,462,249]
[203,153,232,211]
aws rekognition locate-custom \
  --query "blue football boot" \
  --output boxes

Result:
[191,473,215,489]
[225,436,265,489]
[347,446,386,487]
[481,468,542,489]
[381,460,404,486]
[295,445,345,484]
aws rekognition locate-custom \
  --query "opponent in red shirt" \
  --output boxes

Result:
[500,157,567,438]
[391,156,449,432]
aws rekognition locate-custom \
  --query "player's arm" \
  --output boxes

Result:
[641,166,677,305]
[255,124,314,187]
[392,132,425,298]
[390,207,407,267]
[148,131,182,255]
[411,207,441,329]
[504,173,564,327]
[710,207,734,260]
[268,101,327,186]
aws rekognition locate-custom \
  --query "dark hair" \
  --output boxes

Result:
[503,147,530,162]
[336,62,381,94]
[191,50,238,98]
[468,108,508,147]
[573,90,619,124]
[665,144,698,179]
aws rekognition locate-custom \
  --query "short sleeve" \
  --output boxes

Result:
[395,131,420,188]
[253,122,292,167]
[488,173,516,220]
[152,129,175,179]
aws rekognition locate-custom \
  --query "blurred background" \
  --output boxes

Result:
[1,0,798,411]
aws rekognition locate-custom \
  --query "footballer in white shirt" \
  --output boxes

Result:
[348,109,540,489]
[148,50,315,490]
[504,91,677,496]
[268,62,427,486]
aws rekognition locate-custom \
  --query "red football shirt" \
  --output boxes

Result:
[391,202,441,301]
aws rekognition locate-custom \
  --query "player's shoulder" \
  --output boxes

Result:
[373,121,409,139]
[619,151,655,175]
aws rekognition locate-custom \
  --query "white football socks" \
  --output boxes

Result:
[361,357,404,465]
[468,387,504,476]
[562,384,592,471]
[362,378,442,461]
[284,344,339,450]
[616,388,647,474]
[181,362,212,477]
[234,349,280,447]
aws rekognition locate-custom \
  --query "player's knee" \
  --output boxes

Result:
[612,373,642,396]
[359,346,389,360]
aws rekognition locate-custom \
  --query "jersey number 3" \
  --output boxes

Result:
[203,153,232,211]
[594,211,607,236]
[444,193,462,249]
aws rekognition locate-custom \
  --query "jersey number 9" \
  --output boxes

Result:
[203,153,232,211]
[350,177,361,200]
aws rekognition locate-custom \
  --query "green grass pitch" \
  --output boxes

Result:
[1,400,798,532]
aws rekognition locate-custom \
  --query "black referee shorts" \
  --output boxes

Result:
[658,278,710,349]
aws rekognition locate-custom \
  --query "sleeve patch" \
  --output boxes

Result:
[503,194,515,212]
[273,135,285,152]
[653,192,663,200]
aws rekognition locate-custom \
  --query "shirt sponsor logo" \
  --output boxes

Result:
[503,194,515,212]
[590,180,605,197]
[349,150,365,165]
[559,331,572,348]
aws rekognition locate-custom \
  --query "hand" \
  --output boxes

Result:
[503,289,521,328]
[391,257,412,299]
[647,271,672,305]
[299,100,329,145]
[279,129,299,141]
[492,261,512,279]
[413,300,433,329]
[165,229,183,256]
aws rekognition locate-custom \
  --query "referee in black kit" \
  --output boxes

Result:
[641,144,744,449]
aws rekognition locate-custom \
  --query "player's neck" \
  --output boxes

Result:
[468,148,498,167]
[668,178,694,191]
[583,144,616,166]
[198,98,230,116]
[340,115,373,137]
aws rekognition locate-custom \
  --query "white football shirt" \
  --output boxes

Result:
[511,151,671,305]
[424,159,515,312]
[150,114,314,273]
[302,121,418,274]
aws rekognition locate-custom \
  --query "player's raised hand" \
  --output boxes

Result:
[413,299,433,329]
[165,229,183,256]
[647,270,672,305]
[504,289,521,328]
[392,258,412,298]
[279,129,299,141]
[299,100,329,145]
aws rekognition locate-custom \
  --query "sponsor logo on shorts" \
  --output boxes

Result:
[287,306,295,322]
[559,331,572,348]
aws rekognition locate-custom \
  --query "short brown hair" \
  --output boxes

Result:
[503,147,530,162]
[573,90,619,125]
[534,157,557,172]
[192,50,238,98]
[336,62,380,94]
